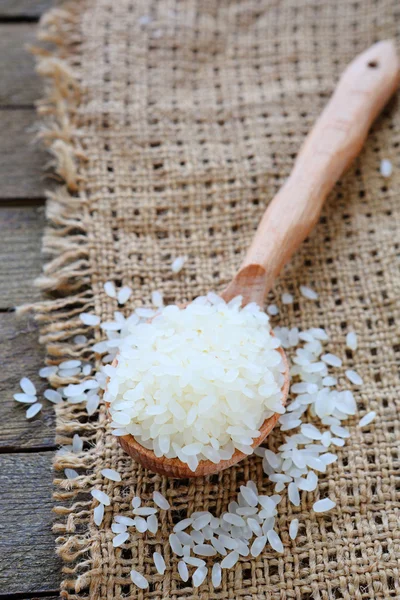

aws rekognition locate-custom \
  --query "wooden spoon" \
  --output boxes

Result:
[114,40,400,478]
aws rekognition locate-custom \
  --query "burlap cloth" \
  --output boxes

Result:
[32,1,400,598]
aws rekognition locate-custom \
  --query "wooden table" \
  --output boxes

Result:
[0,2,62,598]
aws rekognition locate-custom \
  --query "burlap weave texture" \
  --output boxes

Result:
[34,1,400,599]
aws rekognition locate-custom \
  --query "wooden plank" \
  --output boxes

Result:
[0,109,47,198]
[0,0,52,19]
[0,207,45,308]
[0,312,56,450]
[0,451,61,594]
[0,24,42,106]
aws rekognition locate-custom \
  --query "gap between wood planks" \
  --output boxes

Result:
[0,0,53,21]
[0,592,59,599]
[0,445,58,454]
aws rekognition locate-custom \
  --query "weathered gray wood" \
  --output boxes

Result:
[0,451,61,594]
[0,206,45,307]
[0,312,56,449]
[0,24,42,106]
[0,109,47,198]
[0,0,53,19]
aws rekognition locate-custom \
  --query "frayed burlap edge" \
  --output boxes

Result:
[21,3,101,597]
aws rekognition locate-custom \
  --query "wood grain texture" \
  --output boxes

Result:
[0,207,44,308]
[0,452,61,594]
[0,0,53,19]
[0,24,42,106]
[0,312,55,450]
[0,109,47,199]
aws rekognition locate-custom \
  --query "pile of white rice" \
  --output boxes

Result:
[105,294,286,471]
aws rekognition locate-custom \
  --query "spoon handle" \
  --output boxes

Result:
[224,40,400,305]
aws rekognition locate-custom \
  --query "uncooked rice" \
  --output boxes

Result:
[358,411,376,427]
[79,313,100,326]
[93,503,105,527]
[380,158,393,177]
[281,293,294,305]
[345,369,363,385]
[130,569,148,589]
[313,498,336,513]
[345,331,358,351]
[171,256,186,273]
[20,377,36,396]
[106,294,286,470]
[299,285,319,300]
[153,552,166,574]
[65,468,79,480]
[91,489,110,506]
[153,491,170,510]
[14,393,37,404]
[26,403,42,418]
[289,518,299,540]
[117,286,132,305]
[104,281,117,298]
[101,468,121,482]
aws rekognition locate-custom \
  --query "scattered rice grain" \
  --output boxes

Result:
[101,468,121,482]
[359,411,376,427]
[313,498,336,513]
[282,293,294,304]
[93,503,104,526]
[153,552,166,574]
[130,570,148,589]
[26,402,42,418]
[380,158,393,177]
[20,377,36,396]
[345,369,363,385]
[299,285,318,300]
[117,286,132,305]
[65,468,79,479]
[91,489,110,506]
[153,490,170,510]
[289,518,299,540]
[171,256,186,273]
[192,566,207,587]
[80,313,100,326]
[178,560,189,582]
[104,281,117,298]
[346,331,358,351]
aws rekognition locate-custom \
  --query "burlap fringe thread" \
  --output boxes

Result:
[24,3,101,596]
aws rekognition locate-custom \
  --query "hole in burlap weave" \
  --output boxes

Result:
[32,1,400,599]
